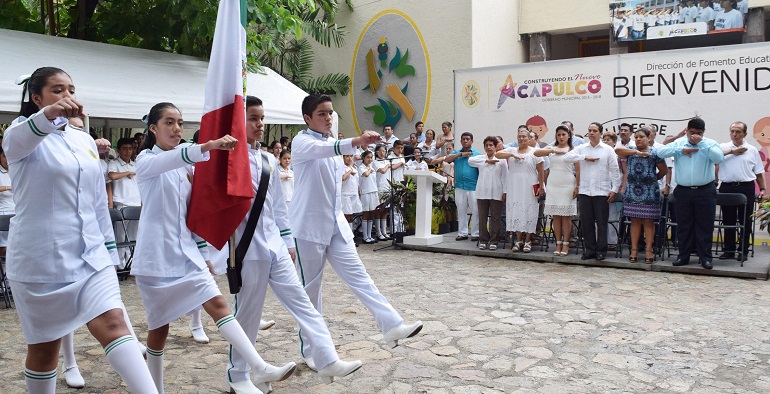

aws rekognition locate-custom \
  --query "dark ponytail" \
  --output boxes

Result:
[18,67,71,118]
[140,102,180,151]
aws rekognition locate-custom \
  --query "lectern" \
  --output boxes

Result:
[402,170,447,246]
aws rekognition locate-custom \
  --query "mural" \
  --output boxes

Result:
[350,10,430,135]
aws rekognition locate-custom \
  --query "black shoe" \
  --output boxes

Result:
[455,235,468,241]
[581,253,596,260]
[595,253,606,261]
[718,252,735,260]
[701,260,713,269]
[470,236,479,241]
[672,258,690,266]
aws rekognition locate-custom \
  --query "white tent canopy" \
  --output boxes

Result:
[0,28,308,128]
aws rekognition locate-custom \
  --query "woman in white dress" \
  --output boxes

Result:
[133,102,294,393]
[417,129,438,161]
[535,125,580,256]
[496,129,545,253]
[5,67,156,393]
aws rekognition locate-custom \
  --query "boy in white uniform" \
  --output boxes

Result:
[108,137,141,267]
[289,94,423,364]
[226,97,361,393]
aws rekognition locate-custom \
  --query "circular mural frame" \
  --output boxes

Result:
[350,9,431,136]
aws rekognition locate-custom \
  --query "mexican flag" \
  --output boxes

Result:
[188,0,253,250]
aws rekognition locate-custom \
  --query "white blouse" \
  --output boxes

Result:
[2,109,117,282]
[358,163,378,194]
[468,155,508,200]
[132,143,210,277]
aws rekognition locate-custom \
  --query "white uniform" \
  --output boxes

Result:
[289,129,405,361]
[358,163,379,211]
[278,165,294,204]
[388,153,406,182]
[374,157,391,196]
[132,143,217,330]
[226,147,341,384]
[406,159,429,171]
[0,166,15,246]
[3,110,122,343]
[341,164,362,215]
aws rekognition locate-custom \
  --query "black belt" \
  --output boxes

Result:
[720,181,754,187]
[684,182,714,190]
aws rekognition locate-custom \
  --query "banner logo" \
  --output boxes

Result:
[462,80,480,108]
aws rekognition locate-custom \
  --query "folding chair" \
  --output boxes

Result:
[117,206,141,279]
[714,192,748,266]
[663,193,678,259]
[0,214,14,308]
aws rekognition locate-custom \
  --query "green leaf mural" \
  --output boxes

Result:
[364,98,402,126]
[395,49,415,77]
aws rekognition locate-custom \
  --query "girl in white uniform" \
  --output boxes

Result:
[132,102,289,394]
[225,97,361,393]
[373,144,391,240]
[358,150,379,244]
[4,67,156,393]
[341,155,362,233]
[0,147,15,251]
[277,150,294,205]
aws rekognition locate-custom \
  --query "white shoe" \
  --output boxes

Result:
[383,321,423,348]
[228,379,263,394]
[190,326,209,344]
[259,319,276,330]
[252,362,296,391]
[63,365,85,388]
[317,359,363,384]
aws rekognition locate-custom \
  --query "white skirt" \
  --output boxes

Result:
[342,194,362,215]
[135,260,221,330]
[11,266,123,344]
[360,191,379,211]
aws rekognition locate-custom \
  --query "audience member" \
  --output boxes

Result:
[445,132,481,241]
[469,136,508,250]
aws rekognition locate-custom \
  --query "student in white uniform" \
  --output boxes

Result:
[388,140,406,183]
[358,150,379,244]
[5,67,157,393]
[406,147,429,171]
[226,97,362,393]
[132,102,292,394]
[373,144,392,240]
[277,150,294,205]
[108,137,141,268]
[714,1,744,30]
[0,146,14,253]
[341,154,363,236]
[290,94,423,361]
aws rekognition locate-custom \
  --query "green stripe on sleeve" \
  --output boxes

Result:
[28,119,47,137]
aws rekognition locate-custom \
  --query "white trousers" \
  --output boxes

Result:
[226,252,339,383]
[293,232,403,360]
[455,188,479,237]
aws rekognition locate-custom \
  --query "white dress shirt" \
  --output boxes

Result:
[234,148,292,262]
[406,159,429,171]
[718,142,764,182]
[108,158,141,206]
[342,164,360,196]
[468,155,508,200]
[358,164,378,194]
[278,166,294,203]
[373,158,391,192]
[568,142,622,196]
[388,152,406,182]
[289,129,356,245]
[3,110,118,282]
[132,143,210,277]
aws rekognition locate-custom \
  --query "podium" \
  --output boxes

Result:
[402,170,447,246]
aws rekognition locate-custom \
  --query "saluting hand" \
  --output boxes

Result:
[94,138,111,154]
[733,146,748,155]
[202,134,238,152]
[682,147,699,157]
[44,97,84,120]
[355,130,381,147]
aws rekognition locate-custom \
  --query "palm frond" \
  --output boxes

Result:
[303,73,351,96]
[301,19,345,47]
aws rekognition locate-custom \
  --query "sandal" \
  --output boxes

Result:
[523,242,532,253]
[644,251,654,264]
[553,241,562,256]
[629,249,638,263]
[511,241,522,252]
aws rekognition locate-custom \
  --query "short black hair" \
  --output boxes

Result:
[460,131,474,140]
[246,95,263,108]
[393,140,404,147]
[590,122,604,132]
[415,121,424,127]
[688,118,705,130]
[117,137,134,149]
[301,94,332,118]
[620,123,632,130]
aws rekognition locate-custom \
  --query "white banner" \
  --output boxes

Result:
[455,41,770,163]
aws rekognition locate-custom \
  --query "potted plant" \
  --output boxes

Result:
[379,178,417,241]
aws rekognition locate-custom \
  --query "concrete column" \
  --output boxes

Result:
[528,33,551,62]
[743,8,766,44]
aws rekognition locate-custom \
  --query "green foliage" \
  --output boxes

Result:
[0,0,43,32]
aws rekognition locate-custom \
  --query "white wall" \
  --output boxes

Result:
[309,0,473,138]
[471,0,526,68]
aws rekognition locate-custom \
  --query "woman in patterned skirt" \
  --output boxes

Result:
[616,128,668,263]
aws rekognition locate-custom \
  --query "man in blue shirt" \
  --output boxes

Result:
[657,118,724,269]
[445,132,482,241]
